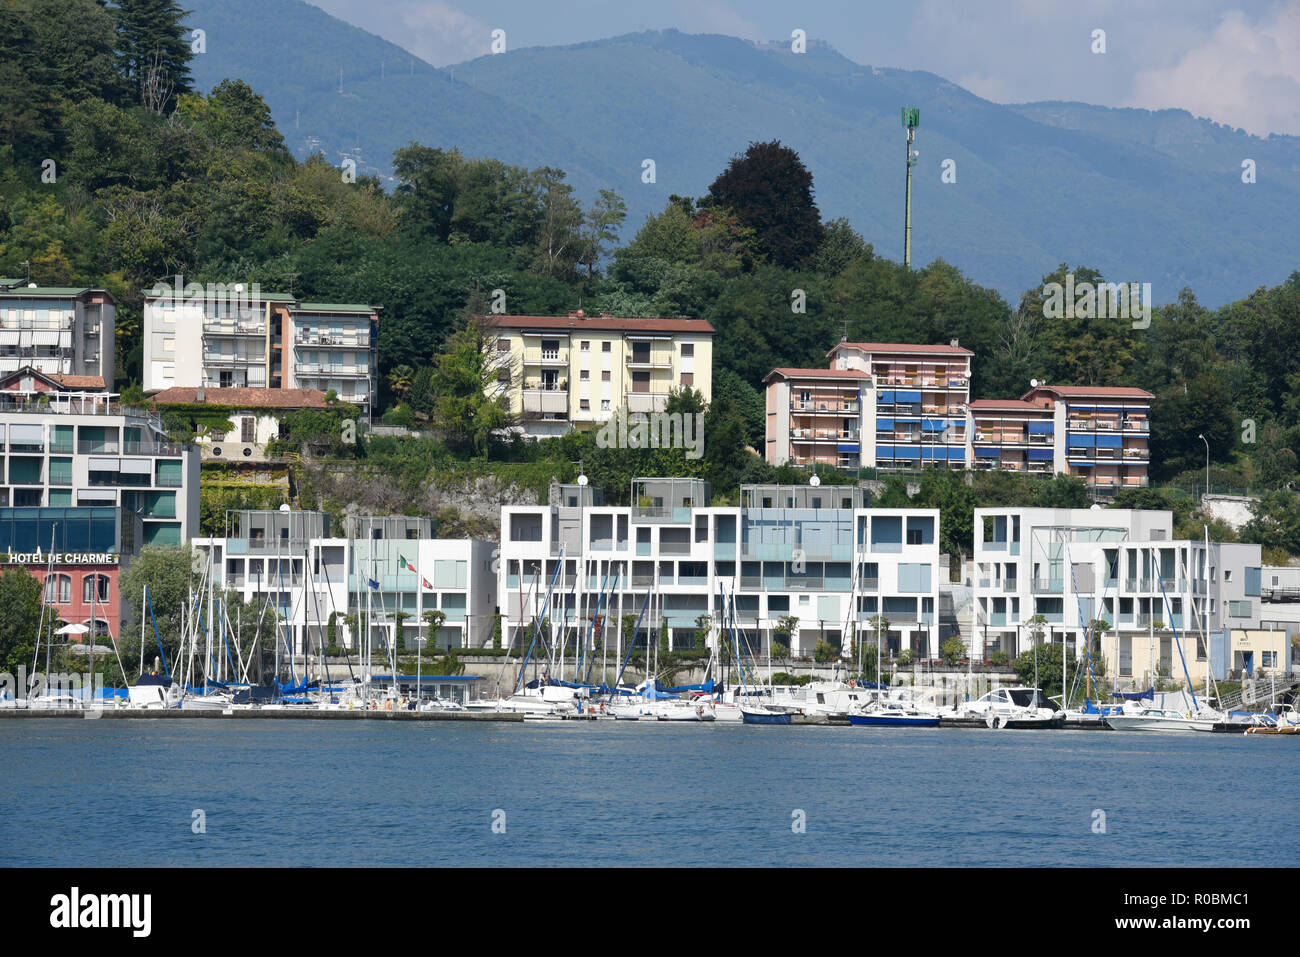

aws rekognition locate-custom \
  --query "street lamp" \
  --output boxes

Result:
[1198,434,1209,501]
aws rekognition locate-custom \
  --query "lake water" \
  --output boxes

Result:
[1,720,1294,867]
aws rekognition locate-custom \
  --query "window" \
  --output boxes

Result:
[580,399,589,410]
[581,341,590,352]
[681,344,694,357]
[602,342,611,352]
[601,370,611,381]
[497,370,510,385]
[241,417,255,442]
[681,372,694,386]
[83,574,110,604]
[44,574,71,604]
[1228,600,1251,617]
[601,399,610,411]
[580,370,589,381]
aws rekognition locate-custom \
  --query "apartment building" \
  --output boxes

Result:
[499,478,943,662]
[830,341,972,471]
[764,341,972,471]
[1019,385,1152,498]
[150,386,328,462]
[194,511,497,656]
[763,368,871,468]
[0,368,200,640]
[143,288,379,418]
[0,280,115,385]
[489,311,714,438]
[968,399,1056,476]
[972,507,1262,689]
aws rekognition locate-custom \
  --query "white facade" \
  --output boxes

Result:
[973,507,1263,688]
[499,480,943,663]
[0,284,115,384]
[195,512,497,656]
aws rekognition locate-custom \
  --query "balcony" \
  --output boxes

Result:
[295,363,369,378]
[791,428,859,442]
[203,319,265,337]
[1031,578,1063,594]
[625,392,669,414]
[78,441,119,454]
[791,401,859,414]
[626,352,672,370]
[522,389,568,415]
[296,333,366,348]
[1123,419,1150,431]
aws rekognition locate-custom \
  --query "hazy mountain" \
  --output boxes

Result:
[188,1,1300,306]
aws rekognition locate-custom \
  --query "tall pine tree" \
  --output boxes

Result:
[111,0,194,107]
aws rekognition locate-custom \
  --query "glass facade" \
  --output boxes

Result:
[0,507,118,553]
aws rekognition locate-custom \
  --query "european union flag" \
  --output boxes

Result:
[367,578,380,590]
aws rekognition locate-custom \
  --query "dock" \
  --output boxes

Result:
[0,708,524,722]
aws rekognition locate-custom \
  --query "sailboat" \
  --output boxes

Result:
[846,597,939,727]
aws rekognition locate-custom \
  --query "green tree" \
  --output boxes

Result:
[120,544,197,667]
[706,139,824,269]
[0,568,44,676]
[431,313,515,456]
[113,0,195,107]
[940,635,966,666]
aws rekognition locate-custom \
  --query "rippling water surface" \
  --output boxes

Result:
[1,720,1294,867]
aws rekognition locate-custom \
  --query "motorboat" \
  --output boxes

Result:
[740,703,792,725]
[953,686,1065,729]
[128,673,180,709]
[1104,707,1221,732]
[847,702,940,727]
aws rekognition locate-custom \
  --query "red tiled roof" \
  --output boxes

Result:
[1025,385,1153,400]
[483,313,714,334]
[828,341,974,357]
[764,367,872,383]
[150,387,328,409]
[49,374,106,390]
[968,399,1048,412]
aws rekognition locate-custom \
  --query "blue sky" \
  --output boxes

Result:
[307,0,1300,136]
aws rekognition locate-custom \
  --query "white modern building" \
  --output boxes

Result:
[194,511,497,657]
[972,507,1263,689]
[499,479,943,663]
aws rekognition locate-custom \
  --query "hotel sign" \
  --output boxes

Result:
[6,552,120,566]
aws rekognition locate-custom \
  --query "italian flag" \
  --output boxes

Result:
[399,555,417,573]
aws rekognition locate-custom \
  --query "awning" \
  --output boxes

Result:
[922,419,946,431]
[1028,448,1054,461]
[893,446,921,459]
[1096,434,1122,449]
[878,390,895,404]
[77,490,116,504]
[838,442,860,452]
[875,418,894,429]
[975,447,1001,459]
[1027,422,1054,434]
[875,446,894,459]
[119,458,153,474]
[1068,435,1095,448]
[88,457,120,471]
[896,390,922,403]
[9,424,44,442]
[948,447,966,460]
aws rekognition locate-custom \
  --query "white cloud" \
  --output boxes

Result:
[1127,1,1300,135]
[310,0,491,65]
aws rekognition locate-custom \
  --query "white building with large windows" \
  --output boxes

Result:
[499,479,943,663]
[194,511,497,657]
[972,507,1262,689]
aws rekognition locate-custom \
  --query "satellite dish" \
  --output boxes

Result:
[1090,503,1102,510]
[1030,379,1040,388]
[810,475,821,487]
[279,503,291,512]
[577,474,588,487]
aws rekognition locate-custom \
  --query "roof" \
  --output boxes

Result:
[49,374,106,390]
[0,367,107,392]
[484,313,714,334]
[0,282,115,302]
[296,303,379,315]
[145,287,298,302]
[763,367,872,383]
[1025,385,1154,400]
[149,387,328,409]
[828,341,973,358]
[968,399,1048,412]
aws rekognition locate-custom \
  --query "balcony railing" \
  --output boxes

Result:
[791,401,859,414]
[1031,578,1063,594]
